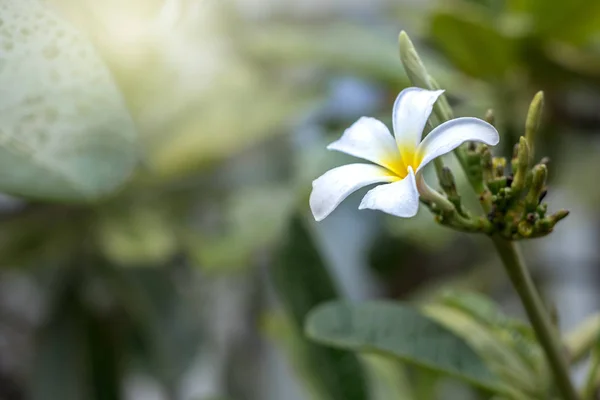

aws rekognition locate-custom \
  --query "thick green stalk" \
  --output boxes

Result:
[491,237,578,400]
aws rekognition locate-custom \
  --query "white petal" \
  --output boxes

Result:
[359,167,419,218]
[416,117,499,173]
[310,164,396,221]
[392,88,445,155]
[327,117,401,173]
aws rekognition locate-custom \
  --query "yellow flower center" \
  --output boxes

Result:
[382,144,422,179]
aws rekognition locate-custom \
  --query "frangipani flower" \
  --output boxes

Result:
[310,87,499,221]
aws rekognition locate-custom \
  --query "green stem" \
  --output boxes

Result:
[491,237,579,400]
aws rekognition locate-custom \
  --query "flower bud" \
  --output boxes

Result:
[480,145,493,183]
[398,31,431,91]
[525,164,547,212]
[548,209,570,224]
[518,220,534,238]
[439,167,467,215]
[398,31,453,122]
[484,109,495,126]
[493,157,507,178]
[525,91,544,165]
[488,177,507,195]
[535,210,569,234]
[440,166,458,197]
[511,137,530,194]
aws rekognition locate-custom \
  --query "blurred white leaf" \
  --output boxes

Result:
[0,0,138,201]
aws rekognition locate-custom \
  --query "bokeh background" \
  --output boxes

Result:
[0,0,599,399]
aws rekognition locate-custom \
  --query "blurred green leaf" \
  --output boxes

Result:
[544,42,600,81]
[360,354,416,400]
[430,291,546,375]
[30,268,125,400]
[30,299,90,400]
[94,202,179,267]
[191,185,296,272]
[119,267,203,392]
[0,0,138,201]
[423,302,546,399]
[564,313,600,364]
[430,8,515,79]
[263,312,334,400]
[245,23,408,86]
[270,215,368,400]
[306,300,507,395]
[508,0,600,44]
[0,205,87,268]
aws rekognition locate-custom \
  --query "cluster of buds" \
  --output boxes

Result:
[398,32,569,240]
[424,93,569,240]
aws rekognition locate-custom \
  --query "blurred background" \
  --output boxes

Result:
[0,0,599,399]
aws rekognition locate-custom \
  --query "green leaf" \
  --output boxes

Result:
[119,267,204,391]
[29,301,89,400]
[423,303,545,399]
[263,312,336,400]
[30,268,124,400]
[564,313,600,364]
[0,0,138,201]
[306,300,506,394]
[360,354,416,400]
[508,0,600,44]
[430,291,547,376]
[430,9,515,79]
[270,215,368,400]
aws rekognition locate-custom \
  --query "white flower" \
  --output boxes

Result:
[310,87,499,221]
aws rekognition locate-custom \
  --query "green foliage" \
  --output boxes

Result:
[428,0,600,89]
[270,215,368,400]
[430,10,515,79]
[305,300,505,394]
[0,0,138,201]
[360,355,416,400]
[1,0,597,398]
[507,0,600,44]
[245,23,408,86]
[423,293,549,399]
[190,184,296,272]
[29,263,203,400]
[94,201,179,266]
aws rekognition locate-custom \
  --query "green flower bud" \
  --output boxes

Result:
[548,209,570,224]
[440,166,458,197]
[518,220,534,238]
[480,145,494,183]
[511,137,530,194]
[398,31,453,122]
[525,164,547,212]
[484,109,495,126]
[488,177,508,195]
[398,31,432,91]
[493,157,507,178]
[525,91,544,166]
